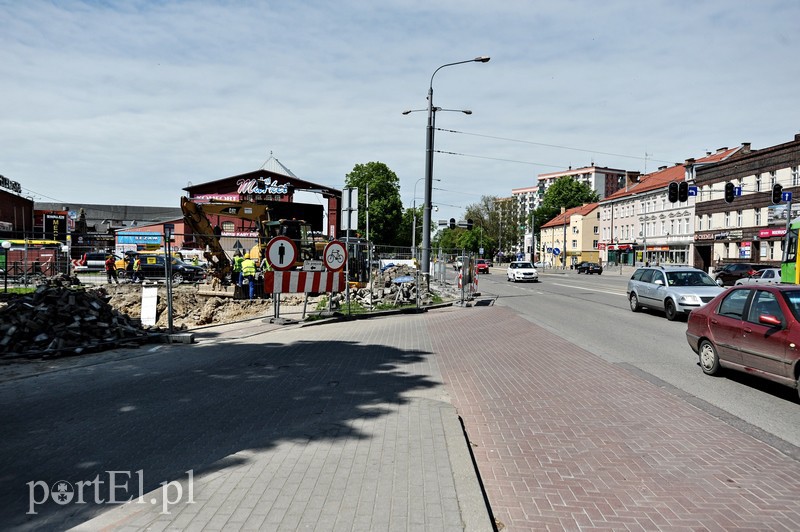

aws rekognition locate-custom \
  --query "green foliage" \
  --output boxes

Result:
[537,176,599,225]
[344,162,404,245]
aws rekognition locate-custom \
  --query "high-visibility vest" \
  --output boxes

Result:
[241,258,256,276]
[233,255,244,272]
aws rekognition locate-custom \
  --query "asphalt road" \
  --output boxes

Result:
[479,268,800,448]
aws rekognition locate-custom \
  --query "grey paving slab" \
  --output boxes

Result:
[1,312,490,531]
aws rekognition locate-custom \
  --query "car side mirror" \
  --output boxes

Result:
[654,279,664,286]
[759,314,782,328]
[716,278,724,286]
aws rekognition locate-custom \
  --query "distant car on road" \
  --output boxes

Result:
[576,261,603,275]
[686,284,800,399]
[506,261,539,282]
[475,258,490,274]
[628,265,724,321]
[734,268,782,286]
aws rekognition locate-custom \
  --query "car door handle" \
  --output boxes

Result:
[743,327,753,334]
[710,318,719,324]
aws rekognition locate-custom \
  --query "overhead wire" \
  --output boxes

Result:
[436,126,676,166]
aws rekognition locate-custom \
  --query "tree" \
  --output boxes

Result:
[343,162,404,245]
[536,176,599,226]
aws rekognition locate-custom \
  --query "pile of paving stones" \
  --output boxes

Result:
[0,277,158,359]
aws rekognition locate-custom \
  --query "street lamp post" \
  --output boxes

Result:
[420,56,490,279]
[411,177,439,259]
[2,241,11,293]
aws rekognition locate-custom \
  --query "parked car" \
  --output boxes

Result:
[475,258,490,274]
[125,255,206,284]
[714,263,773,286]
[734,267,782,286]
[506,261,539,282]
[627,265,724,321]
[73,252,123,272]
[576,261,603,275]
[686,285,800,399]
[453,256,467,271]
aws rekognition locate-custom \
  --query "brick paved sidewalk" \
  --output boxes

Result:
[430,305,800,531]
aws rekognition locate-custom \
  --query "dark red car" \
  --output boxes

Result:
[686,285,800,399]
[475,259,490,274]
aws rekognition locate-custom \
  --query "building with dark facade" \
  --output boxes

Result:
[691,134,800,270]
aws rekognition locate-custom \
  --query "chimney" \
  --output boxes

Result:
[716,146,728,153]
[685,157,696,166]
[795,133,800,142]
[741,142,751,154]
[658,165,667,171]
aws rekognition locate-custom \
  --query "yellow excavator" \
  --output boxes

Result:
[180,196,327,282]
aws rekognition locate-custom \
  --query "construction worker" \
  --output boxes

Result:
[241,252,257,299]
[132,254,142,283]
[104,254,119,284]
[232,250,244,286]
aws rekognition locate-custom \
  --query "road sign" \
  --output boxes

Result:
[735,186,742,197]
[546,247,553,253]
[265,236,298,271]
[553,248,561,256]
[688,186,698,197]
[323,240,347,272]
[782,191,793,202]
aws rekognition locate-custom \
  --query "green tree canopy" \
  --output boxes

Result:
[344,162,404,245]
[535,176,600,226]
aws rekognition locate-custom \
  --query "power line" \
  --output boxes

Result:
[435,149,565,169]
[437,127,675,165]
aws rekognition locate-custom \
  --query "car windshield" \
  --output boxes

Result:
[665,271,717,287]
[513,262,533,269]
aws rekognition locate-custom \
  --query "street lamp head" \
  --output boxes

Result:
[1,241,10,250]
[473,56,491,63]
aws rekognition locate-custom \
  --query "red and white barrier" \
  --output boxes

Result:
[263,271,346,294]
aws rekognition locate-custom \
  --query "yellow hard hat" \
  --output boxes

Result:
[244,253,250,259]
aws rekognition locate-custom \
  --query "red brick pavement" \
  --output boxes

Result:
[429,306,800,531]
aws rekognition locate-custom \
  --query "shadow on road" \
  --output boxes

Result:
[0,339,438,530]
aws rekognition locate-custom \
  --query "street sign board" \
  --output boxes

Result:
[688,186,698,197]
[553,248,561,256]
[783,191,793,202]
[323,240,347,272]
[735,186,743,197]
[265,236,298,271]
[302,260,324,272]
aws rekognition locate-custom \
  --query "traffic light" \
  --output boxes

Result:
[668,182,678,203]
[467,218,473,231]
[772,183,783,204]
[449,218,456,230]
[678,182,689,203]
[724,182,735,203]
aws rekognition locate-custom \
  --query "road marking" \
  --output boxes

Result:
[552,282,627,297]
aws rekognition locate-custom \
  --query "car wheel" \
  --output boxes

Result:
[699,339,720,375]
[629,293,640,312]
[664,299,679,321]
[172,272,184,285]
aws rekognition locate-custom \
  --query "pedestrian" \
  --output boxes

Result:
[132,254,142,283]
[232,250,244,286]
[192,255,199,266]
[105,254,119,284]
[241,252,257,300]
[125,254,134,281]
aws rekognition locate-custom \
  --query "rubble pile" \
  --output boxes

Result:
[0,279,157,359]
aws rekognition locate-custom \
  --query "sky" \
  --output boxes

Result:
[2,0,799,226]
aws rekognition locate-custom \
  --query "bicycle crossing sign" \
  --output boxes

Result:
[323,240,347,272]
[265,236,298,271]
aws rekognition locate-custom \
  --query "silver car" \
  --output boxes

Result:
[734,267,782,285]
[506,261,539,282]
[627,266,724,321]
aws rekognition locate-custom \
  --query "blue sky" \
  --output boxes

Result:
[2,0,799,225]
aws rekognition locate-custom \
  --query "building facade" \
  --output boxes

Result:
[692,134,800,271]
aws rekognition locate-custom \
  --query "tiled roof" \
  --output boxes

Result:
[541,202,598,228]
[603,146,742,201]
